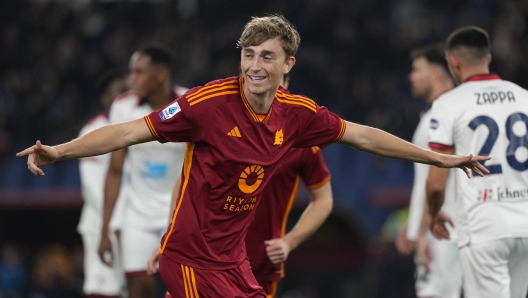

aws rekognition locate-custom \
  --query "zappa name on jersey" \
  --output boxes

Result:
[475,91,515,105]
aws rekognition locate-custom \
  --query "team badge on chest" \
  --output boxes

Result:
[274,129,283,145]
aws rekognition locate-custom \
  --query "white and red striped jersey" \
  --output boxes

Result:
[77,113,128,234]
[429,74,528,246]
[109,86,187,230]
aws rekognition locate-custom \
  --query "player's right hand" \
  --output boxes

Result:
[430,210,454,240]
[439,154,490,178]
[98,234,114,267]
[147,249,160,275]
[16,140,59,176]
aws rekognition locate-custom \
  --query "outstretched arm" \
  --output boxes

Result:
[265,181,333,264]
[17,118,154,176]
[337,121,489,177]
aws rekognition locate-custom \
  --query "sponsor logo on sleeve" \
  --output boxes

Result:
[430,119,439,130]
[158,102,181,121]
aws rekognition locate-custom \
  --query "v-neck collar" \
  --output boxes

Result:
[238,77,273,123]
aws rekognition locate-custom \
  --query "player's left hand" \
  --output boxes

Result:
[147,249,160,275]
[430,210,453,240]
[439,154,490,178]
[265,238,292,264]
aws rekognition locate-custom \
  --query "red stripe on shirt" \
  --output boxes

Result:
[464,74,501,82]
[429,142,454,151]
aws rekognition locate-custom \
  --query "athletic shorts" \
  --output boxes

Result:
[415,234,462,298]
[256,280,279,298]
[159,254,266,298]
[121,225,165,274]
[460,238,528,298]
[81,230,124,296]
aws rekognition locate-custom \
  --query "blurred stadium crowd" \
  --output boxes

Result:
[1,0,528,297]
[2,0,528,158]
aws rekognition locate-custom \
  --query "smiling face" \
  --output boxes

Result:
[240,37,295,98]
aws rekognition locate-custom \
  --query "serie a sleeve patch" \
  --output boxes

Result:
[159,102,181,121]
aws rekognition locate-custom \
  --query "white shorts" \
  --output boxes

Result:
[460,238,528,298]
[121,224,165,274]
[81,230,124,296]
[415,233,462,298]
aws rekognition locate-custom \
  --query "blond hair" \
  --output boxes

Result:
[237,14,301,58]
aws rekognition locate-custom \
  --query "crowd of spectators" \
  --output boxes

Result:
[1,0,528,163]
[2,2,528,296]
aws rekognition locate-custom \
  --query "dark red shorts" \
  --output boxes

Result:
[256,280,279,298]
[159,254,266,298]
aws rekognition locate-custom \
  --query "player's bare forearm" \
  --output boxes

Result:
[56,118,154,161]
[283,182,333,250]
[419,200,432,237]
[337,121,490,176]
[426,148,451,216]
[101,149,126,236]
[337,121,443,166]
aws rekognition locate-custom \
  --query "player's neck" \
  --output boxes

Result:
[147,83,173,110]
[243,85,277,114]
[459,65,490,83]
[428,80,454,103]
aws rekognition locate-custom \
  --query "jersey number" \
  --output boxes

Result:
[469,112,528,176]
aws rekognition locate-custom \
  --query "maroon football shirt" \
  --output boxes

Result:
[144,76,344,270]
[245,146,330,282]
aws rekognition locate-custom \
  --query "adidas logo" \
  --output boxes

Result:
[227,126,242,138]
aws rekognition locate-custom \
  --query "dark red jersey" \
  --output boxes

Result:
[245,146,330,281]
[145,76,344,270]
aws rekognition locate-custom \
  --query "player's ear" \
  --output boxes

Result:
[283,56,296,74]
[157,68,169,83]
[446,53,459,71]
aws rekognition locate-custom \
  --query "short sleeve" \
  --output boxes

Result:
[299,147,331,190]
[144,92,209,143]
[295,105,346,148]
[428,100,454,150]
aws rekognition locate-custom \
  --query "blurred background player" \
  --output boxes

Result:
[427,26,528,298]
[99,44,187,298]
[395,44,462,298]
[77,69,128,297]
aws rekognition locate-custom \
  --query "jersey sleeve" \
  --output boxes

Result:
[299,147,331,190]
[295,105,346,149]
[428,100,455,150]
[144,88,212,143]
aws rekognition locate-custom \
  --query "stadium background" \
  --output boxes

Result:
[0,0,527,297]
